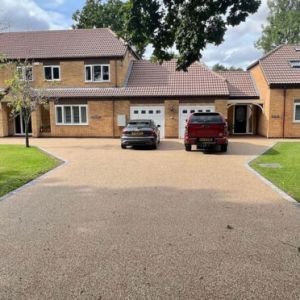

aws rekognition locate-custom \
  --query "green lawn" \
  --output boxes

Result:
[0,145,60,197]
[250,142,300,202]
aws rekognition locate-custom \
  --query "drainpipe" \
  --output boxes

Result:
[112,100,115,138]
[282,89,287,138]
[115,59,118,87]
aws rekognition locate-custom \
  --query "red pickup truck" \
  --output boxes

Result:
[184,112,228,152]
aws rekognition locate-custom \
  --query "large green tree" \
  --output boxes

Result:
[73,0,126,37]
[125,0,261,70]
[256,0,300,53]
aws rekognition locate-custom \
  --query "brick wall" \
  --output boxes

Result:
[0,102,9,137]
[0,52,136,89]
[165,100,179,138]
[284,89,300,137]
[250,65,270,137]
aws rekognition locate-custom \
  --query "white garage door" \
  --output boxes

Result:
[179,105,215,138]
[130,106,165,138]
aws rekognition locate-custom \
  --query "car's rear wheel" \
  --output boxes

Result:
[185,144,192,151]
[121,144,127,149]
[220,144,228,153]
[152,143,158,150]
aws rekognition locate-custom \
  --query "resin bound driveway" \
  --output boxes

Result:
[0,137,300,299]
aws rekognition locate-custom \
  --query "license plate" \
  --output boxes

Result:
[199,138,213,142]
[132,131,143,136]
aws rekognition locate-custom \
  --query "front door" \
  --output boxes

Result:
[15,111,32,135]
[234,105,247,134]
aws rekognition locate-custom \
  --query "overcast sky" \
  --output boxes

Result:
[0,0,269,69]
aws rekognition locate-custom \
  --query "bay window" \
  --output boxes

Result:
[56,105,88,125]
[85,64,110,82]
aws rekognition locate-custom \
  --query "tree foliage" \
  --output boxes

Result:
[72,0,135,52]
[255,0,300,53]
[150,51,179,63]
[125,0,261,70]
[212,63,244,72]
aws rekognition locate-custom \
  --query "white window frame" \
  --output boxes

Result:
[17,66,33,81]
[44,65,61,81]
[85,64,110,82]
[293,102,300,123]
[55,105,88,125]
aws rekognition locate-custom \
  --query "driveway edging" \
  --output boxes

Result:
[0,146,68,202]
[245,142,298,204]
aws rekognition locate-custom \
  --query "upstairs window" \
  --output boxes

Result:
[17,66,33,81]
[290,60,300,68]
[85,64,110,82]
[294,102,300,122]
[44,65,60,81]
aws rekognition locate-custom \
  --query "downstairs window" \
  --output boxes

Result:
[56,105,88,125]
[294,102,300,122]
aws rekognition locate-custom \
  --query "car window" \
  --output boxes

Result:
[127,121,150,128]
[190,114,223,124]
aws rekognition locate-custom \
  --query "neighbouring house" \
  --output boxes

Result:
[0,28,299,138]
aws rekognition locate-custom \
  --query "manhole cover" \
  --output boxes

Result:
[258,163,282,169]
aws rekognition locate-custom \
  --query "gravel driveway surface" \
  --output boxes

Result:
[0,137,299,299]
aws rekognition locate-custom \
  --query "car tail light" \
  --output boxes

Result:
[150,130,157,137]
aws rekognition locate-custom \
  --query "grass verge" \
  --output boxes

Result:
[250,142,300,202]
[0,145,61,198]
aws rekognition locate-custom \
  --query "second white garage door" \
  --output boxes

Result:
[130,106,165,138]
[179,105,215,138]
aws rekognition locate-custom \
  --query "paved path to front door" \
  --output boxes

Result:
[0,137,299,299]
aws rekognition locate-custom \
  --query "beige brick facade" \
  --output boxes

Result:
[1,46,300,138]
[250,65,300,138]
[165,100,179,138]
[0,102,9,137]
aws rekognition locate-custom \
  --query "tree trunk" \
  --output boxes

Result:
[24,114,30,148]
[25,122,29,148]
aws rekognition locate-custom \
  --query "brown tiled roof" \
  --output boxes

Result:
[36,59,229,98]
[247,45,300,86]
[218,71,259,98]
[0,28,127,59]
[126,60,229,96]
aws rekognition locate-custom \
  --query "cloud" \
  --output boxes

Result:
[202,0,269,69]
[0,0,70,32]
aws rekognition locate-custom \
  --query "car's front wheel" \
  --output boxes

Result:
[185,144,192,151]
[121,144,127,149]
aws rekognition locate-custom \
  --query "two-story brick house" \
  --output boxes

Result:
[0,29,299,138]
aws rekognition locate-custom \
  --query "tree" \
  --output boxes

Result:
[3,60,48,148]
[150,51,179,63]
[255,0,300,53]
[125,0,261,70]
[72,0,138,53]
[212,63,244,72]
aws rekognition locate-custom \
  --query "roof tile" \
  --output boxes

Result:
[248,45,300,86]
[0,28,127,59]
[218,71,259,98]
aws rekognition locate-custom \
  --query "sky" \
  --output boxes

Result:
[0,0,269,69]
